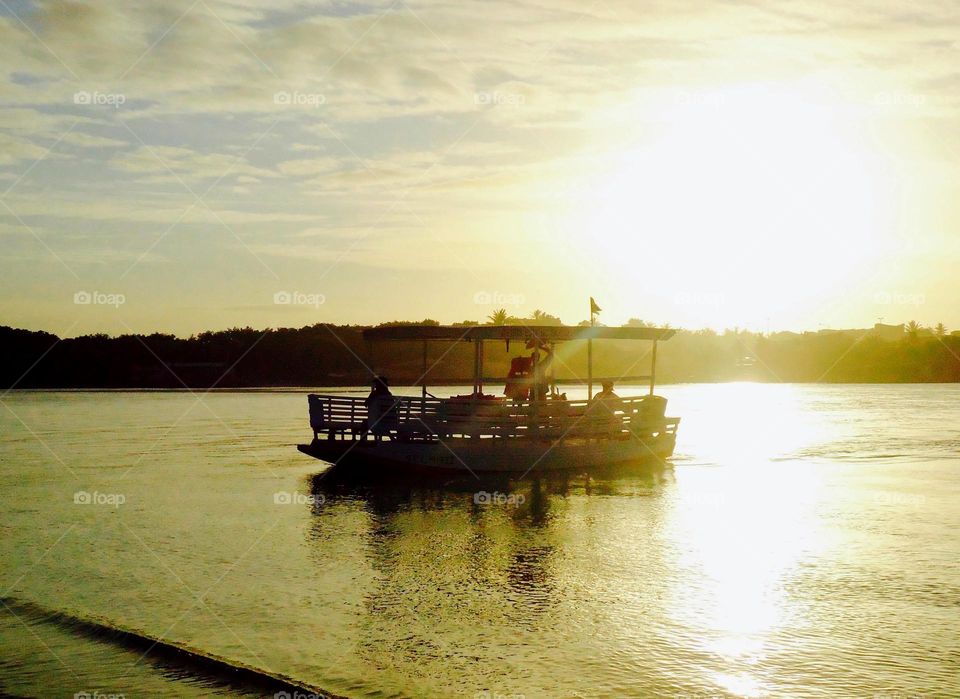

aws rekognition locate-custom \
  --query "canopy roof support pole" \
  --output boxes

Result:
[421,340,428,397]
[472,340,481,395]
[587,339,593,400]
[478,340,484,395]
[549,342,556,394]
[649,340,658,395]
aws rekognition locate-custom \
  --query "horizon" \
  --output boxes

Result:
[2,2,959,336]
[3,314,949,341]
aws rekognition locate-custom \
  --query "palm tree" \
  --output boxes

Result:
[488,308,508,325]
[532,309,546,322]
[907,320,920,339]
[935,322,947,337]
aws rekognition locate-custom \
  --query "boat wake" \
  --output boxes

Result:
[0,596,342,698]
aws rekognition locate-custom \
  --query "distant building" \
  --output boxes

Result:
[818,328,868,338]
[871,323,905,341]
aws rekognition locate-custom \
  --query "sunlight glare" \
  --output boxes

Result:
[564,83,894,329]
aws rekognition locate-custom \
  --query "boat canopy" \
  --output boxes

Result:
[362,324,673,399]
[363,325,675,343]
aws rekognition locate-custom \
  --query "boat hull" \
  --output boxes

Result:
[297,433,676,474]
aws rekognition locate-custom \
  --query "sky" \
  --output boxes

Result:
[1,0,959,337]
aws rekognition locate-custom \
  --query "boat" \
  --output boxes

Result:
[297,324,680,475]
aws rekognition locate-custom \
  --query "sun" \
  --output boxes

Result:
[559,82,896,329]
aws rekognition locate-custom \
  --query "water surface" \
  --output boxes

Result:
[1,384,958,697]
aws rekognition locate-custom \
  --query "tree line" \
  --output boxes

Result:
[2,319,959,389]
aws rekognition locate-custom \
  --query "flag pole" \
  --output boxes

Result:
[587,298,594,400]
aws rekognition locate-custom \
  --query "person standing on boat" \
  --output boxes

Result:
[364,375,397,440]
[531,342,554,401]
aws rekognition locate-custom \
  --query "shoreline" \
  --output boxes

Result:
[5,380,960,392]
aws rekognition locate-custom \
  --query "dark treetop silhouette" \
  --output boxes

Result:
[3,321,958,389]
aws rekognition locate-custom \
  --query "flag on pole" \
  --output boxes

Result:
[590,297,602,315]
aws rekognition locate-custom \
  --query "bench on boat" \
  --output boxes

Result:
[307,393,678,442]
[308,394,444,441]
[309,394,365,439]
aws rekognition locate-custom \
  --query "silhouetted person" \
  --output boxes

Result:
[365,375,397,440]
[504,356,533,401]
[365,375,392,404]
[532,343,553,401]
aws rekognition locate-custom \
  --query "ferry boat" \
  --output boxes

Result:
[297,324,680,474]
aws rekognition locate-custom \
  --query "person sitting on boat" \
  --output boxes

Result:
[364,375,398,440]
[589,380,621,435]
[504,356,533,402]
[593,380,619,402]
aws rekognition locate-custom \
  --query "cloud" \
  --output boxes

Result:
[109,144,279,183]
[60,130,128,148]
[276,155,343,177]
[2,0,960,333]
[0,131,57,165]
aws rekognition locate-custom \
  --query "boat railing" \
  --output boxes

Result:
[307,394,679,442]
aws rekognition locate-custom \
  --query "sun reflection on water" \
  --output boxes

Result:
[661,383,833,696]
[677,383,832,466]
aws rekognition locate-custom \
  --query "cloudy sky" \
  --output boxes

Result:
[1,0,959,335]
